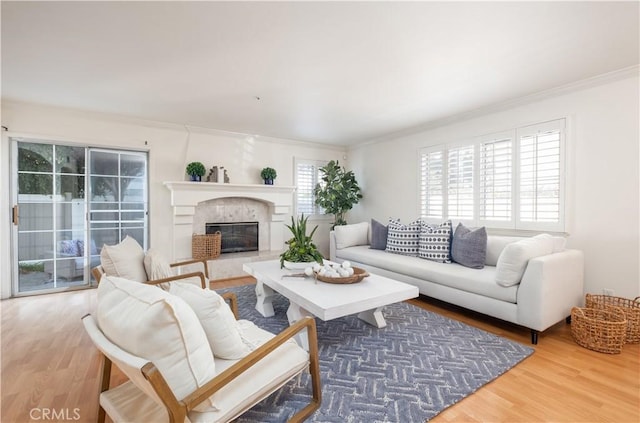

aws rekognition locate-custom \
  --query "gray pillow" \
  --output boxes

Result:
[451,223,487,269]
[369,219,388,250]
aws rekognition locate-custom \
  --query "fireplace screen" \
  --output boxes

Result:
[205,222,258,254]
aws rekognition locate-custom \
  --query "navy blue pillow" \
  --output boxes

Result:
[369,219,388,250]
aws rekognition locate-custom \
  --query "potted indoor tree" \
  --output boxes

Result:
[314,160,362,227]
[186,161,206,182]
[280,214,324,269]
[260,167,277,185]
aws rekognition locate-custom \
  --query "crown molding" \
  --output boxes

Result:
[351,65,640,150]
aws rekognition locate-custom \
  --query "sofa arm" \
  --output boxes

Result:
[516,249,584,332]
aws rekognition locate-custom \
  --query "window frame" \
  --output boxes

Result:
[293,157,329,218]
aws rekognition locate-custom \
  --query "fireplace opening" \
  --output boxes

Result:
[206,222,259,254]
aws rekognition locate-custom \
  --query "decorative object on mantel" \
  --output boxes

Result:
[260,167,277,185]
[280,214,324,269]
[186,161,206,182]
[206,166,219,182]
[223,168,230,183]
[192,232,222,259]
[314,160,362,228]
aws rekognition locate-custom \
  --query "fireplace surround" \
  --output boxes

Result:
[163,182,296,265]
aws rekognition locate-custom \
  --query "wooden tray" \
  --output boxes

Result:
[315,266,369,284]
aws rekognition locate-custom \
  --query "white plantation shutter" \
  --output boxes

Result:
[447,144,474,220]
[417,118,565,232]
[295,160,326,216]
[518,120,564,230]
[480,132,513,226]
[420,149,444,219]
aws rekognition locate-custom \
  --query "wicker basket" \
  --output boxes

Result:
[571,306,627,354]
[585,294,640,344]
[192,232,221,260]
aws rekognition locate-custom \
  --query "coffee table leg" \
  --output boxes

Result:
[255,279,275,317]
[358,307,387,328]
[286,302,311,350]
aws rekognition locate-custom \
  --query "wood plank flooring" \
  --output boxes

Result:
[1,277,638,423]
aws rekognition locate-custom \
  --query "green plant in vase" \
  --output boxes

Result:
[280,214,324,269]
[186,161,206,181]
[260,167,277,185]
[314,160,362,227]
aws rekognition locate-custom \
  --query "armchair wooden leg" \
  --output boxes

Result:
[97,353,112,423]
[289,318,322,422]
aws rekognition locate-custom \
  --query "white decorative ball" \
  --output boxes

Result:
[347,267,354,276]
[342,261,351,269]
[338,268,349,277]
[304,267,314,276]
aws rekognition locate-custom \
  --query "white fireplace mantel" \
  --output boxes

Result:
[163,181,297,260]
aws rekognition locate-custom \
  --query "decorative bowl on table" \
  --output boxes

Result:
[316,266,369,284]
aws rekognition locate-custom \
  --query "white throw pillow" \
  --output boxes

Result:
[96,276,218,412]
[551,236,567,253]
[495,234,555,286]
[100,236,147,282]
[143,248,174,280]
[334,222,369,250]
[169,282,252,360]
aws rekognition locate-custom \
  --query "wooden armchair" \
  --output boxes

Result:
[92,257,210,288]
[84,279,322,423]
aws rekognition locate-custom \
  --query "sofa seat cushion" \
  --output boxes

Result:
[188,320,308,423]
[337,246,518,303]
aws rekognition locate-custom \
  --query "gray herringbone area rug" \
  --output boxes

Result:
[219,284,533,423]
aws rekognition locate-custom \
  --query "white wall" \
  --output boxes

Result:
[0,102,344,298]
[348,75,640,299]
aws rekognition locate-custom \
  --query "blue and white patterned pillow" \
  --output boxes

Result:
[418,220,452,263]
[385,218,421,256]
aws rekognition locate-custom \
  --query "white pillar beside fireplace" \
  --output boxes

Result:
[163,182,296,261]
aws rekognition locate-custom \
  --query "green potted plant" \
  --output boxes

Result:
[280,214,324,269]
[314,160,363,227]
[186,161,206,182]
[260,167,277,185]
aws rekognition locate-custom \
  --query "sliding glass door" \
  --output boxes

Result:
[11,138,148,296]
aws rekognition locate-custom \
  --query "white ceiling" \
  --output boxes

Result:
[2,1,638,146]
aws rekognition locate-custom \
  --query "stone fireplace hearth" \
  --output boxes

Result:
[164,181,296,278]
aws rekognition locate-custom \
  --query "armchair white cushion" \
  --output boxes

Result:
[96,276,218,412]
[168,282,252,360]
[100,236,147,282]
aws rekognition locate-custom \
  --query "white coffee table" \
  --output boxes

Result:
[242,260,419,350]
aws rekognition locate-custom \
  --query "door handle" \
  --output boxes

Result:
[12,205,19,226]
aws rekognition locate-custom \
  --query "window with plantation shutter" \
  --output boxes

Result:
[517,120,564,230]
[447,145,474,220]
[295,159,327,216]
[418,118,566,232]
[419,149,444,219]
[479,132,513,226]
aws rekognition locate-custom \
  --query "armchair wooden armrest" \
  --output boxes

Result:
[145,272,207,289]
[141,316,322,423]
[221,292,239,319]
[170,258,210,280]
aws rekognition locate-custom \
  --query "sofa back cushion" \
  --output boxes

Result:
[495,234,555,286]
[100,236,147,282]
[334,222,369,249]
[485,236,523,266]
[97,276,218,412]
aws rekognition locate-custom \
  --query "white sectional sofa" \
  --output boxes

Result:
[329,229,584,344]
